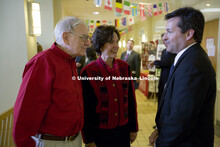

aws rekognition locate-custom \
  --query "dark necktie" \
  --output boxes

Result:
[125,53,129,61]
[168,63,174,79]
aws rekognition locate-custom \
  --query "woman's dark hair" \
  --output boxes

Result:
[165,7,204,43]
[91,25,120,55]
[86,47,97,61]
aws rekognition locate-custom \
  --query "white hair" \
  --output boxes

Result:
[54,16,84,43]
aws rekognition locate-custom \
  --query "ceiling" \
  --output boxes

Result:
[62,0,220,29]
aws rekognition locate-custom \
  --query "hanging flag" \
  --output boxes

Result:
[153,4,158,16]
[90,20,95,26]
[116,0,123,13]
[158,3,163,14]
[124,0,130,15]
[115,11,122,16]
[108,20,112,25]
[147,4,153,17]
[129,16,134,25]
[132,3,138,16]
[122,17,126,26]
[140,4,145,17]
[94,0,102,7]
[96,20,100,27]
[102,20,107,25]
[115,19,120,27]
[104,0,112,10]
[164,2,169,13]
[85,19,90,26]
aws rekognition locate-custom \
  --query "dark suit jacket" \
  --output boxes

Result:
[156,43,216,147]
[75,56,85,75]
[154,49,176,103]
[121,50,141,78]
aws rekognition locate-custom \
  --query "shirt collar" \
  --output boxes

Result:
[51,42,75,61]
[127,50,132,55]
[174,42,197,66]
[98,57,118,74]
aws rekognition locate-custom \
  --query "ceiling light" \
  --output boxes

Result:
[95,5,100,7]
[93,12,99,14]
[200,8,220,13]
[206,4,210,7]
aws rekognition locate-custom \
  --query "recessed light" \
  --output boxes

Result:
[93,12,99,14]
[201,8,220,12]
[206,3,210,6]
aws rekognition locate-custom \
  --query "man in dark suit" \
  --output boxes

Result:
[75,55,85,75]
[121,40,141,89]
[149,7,216,147]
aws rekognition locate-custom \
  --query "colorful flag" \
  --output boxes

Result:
[104,0,112,10]
[85,19,89,26]
[153,4,158,16]
[132,3,137,16]
[94,0,102,7]
[147,4,153,16]
[164,2,169,13]
[115,11,122,16]
[102,20,107,25]
[122,17,126,26]
[129,16,134,25]
[158,3,162,14]
[124,0,130,15]
[108,20,112,25]
[116,0,123,13]
[96,20,100,27]
[140,4,145,17]
[90,20,95,25]
[115,19,120,27]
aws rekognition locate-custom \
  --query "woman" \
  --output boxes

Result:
[81,25,138,147]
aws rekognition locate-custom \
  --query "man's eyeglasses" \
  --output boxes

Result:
[69,32,89,42]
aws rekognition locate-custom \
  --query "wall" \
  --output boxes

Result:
[201,19,218,71]
[53,0,63,28]
[25,0,38,61]
[0,0,27,114]
[216,17,220,126]
[36,0,55,50]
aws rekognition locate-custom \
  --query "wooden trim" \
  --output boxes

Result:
[0,107,15,147]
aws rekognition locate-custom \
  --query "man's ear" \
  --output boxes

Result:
[186,29,195,41]
[63,32,70,45]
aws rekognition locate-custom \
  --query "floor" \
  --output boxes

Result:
[82,89,220,146]
[131,90,220,147]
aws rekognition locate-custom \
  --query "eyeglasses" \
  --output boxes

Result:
[69,32,89,42]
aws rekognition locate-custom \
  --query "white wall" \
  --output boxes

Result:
[36,0,55,50]
[0,0,27,114]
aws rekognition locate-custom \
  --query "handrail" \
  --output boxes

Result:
[0,108,15,147]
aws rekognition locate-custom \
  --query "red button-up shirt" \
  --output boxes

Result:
[13,43,84,147]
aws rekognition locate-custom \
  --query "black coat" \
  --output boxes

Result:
[156,43,216,147]
[154,49,176,103]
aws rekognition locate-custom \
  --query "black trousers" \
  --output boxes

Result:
[93,124,130,147]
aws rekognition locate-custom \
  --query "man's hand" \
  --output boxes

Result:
[149,129,158,146]
[86,142,97,147]
[130,132,137,144]
[76,63,81,67]
[148,61,154,69]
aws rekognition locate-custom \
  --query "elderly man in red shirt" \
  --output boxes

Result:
[13,17,90,147]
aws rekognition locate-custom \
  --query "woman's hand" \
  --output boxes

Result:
[130,132,137,144]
